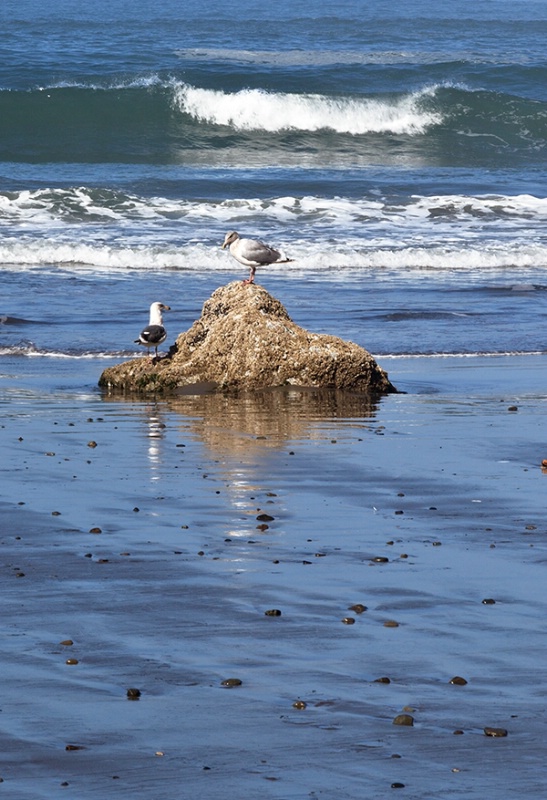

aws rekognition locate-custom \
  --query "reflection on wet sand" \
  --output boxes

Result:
[103,387,383,524]
[107,386,381,457]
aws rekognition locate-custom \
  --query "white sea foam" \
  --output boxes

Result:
[1,237,547,277]
[173,83,443,135]
[3,189,547,275]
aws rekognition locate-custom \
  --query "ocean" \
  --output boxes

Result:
[2,0,547,372]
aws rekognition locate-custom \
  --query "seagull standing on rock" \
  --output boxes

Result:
[135,302,170,360]
[221,231,294,284]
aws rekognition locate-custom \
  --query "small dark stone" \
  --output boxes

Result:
[126,688,141,700]
[221,678,242,688]
[264,609,282,616]
[391,783,405,789]
[484,727,508,737]
[87,441,97,448]
[89,527,102,534]
[256,513,274,522]
[349,603,367,613]
[65,744,85,751]
[292,700,307,710]
[453,729,465,735]
[482,598,496,605]
[372,556,389,563]
[450,676,468,685]
[507,406,518,412]
[393,714,414,726]
[342,617,355,625]
[374,676,391,684]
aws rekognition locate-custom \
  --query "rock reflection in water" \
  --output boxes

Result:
[167,386,381,458]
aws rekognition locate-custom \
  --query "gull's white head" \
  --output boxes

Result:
[221,231,240,249]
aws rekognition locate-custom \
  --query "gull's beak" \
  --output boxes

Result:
[221,241,228,249]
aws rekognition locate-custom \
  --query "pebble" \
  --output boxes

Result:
[126,688,141,700]
[342,617,355,625]
[484,727,508,737]
[393,714,414,726]
[482,598,496,605]
[348,603,367,613]
[384,620,399,628]
[221,678,242,688]
[87,441,97,448]
[450,676,468,685]
[292,700,307,710]
[374,677,391,684]
[391,783,405,789]
[89,527,102,534]
[60,639,74,646]
[371,556,389,563]
[65,658,79,665]
[264,609,282,616]
[256,513,274,522]
[65,744,85,751]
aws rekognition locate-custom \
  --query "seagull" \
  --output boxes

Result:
[221,231,294,284]
[135,302,170,360]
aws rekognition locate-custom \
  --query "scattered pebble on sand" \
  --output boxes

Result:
[484,727,508,737]
[393,714,414,726]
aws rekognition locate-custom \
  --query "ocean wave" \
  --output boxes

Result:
[173,83,442,135]
[1,237,547,275]
[0,344,127,359]
[3,187,547,227]
[3,188,547,275]
[1,77,547,166]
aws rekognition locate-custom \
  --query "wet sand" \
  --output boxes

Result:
[1,355,546,799]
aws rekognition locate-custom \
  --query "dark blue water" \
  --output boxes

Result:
[2,0,547,371]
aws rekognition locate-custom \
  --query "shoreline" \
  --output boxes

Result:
[1,353,546,798]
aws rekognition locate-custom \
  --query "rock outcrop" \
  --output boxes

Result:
[99,282,397,395]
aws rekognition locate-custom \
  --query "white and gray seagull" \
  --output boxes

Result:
[221,231,293,284]
[135,302,171,360]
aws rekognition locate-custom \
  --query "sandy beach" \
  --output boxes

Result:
[1,354,546,799]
